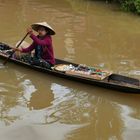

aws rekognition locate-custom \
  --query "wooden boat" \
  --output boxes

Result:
[0,42,139,93]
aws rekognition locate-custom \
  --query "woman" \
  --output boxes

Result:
[16,22,55,68]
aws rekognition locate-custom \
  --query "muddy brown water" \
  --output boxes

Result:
[0,0,140,140]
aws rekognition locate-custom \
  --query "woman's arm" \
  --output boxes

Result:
[21,42,35,53]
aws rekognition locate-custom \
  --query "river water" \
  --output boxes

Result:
[0,0,140,140]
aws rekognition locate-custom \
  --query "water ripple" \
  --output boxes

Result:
[44,83,96,125]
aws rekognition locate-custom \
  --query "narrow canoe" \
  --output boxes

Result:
[0,42,139,93]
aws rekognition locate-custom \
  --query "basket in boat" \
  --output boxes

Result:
[54,64,73,72]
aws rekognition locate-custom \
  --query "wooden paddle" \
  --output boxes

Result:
[3,32,29,65]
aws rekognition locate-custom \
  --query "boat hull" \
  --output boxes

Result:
[0,42,139,93]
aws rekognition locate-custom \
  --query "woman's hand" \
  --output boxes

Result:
[11,47,22,52]
[27,27,33,35]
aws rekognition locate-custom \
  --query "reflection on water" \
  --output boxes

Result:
[0,63,140,140]
[120,105,140,140]
[64,29,75,61]
[20,79,36,102]
[0,0,140,140]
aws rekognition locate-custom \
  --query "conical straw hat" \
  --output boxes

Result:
[31,22,55,35]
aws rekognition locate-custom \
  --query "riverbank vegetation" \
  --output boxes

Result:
[106,0,140,14]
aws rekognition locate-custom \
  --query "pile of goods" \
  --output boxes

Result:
[0,43,12,56]
[54,64,112,80]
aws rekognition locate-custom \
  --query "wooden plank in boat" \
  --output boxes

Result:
[66,70,112,80]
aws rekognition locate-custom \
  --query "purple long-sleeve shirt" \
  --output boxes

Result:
[22,34,55,65]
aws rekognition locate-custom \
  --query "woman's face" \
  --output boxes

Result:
[37,26,48,36]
